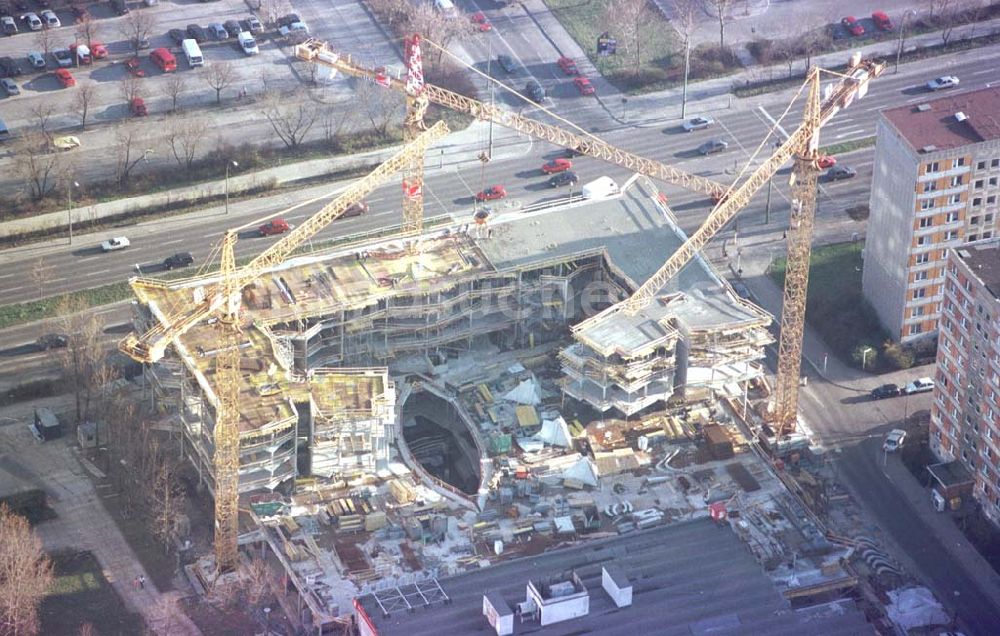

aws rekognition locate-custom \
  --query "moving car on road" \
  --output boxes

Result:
[163,252,194,269]
[573,76,594,95]
[926,75,959,91]
[259,219,290,236]
[682,116,713,132]
[557,56,578,75]
[826,165,857,180]
[816,155,837,169]
[341,201,369,218]
[36,333,68,349]
[476,185,506,201]
[870,384,900,400]
[497,54,516,73]
[904,377,935,395]
[101,236,130,252]
[548,171,578,188]
[541,158,572,174]
[883,429,906,453]
[524,79,545,103]
[697,139,728,155]
[470,12,491,32]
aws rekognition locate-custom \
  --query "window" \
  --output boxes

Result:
[925,182,938,193]
[921,199,934,210]
[989,196,997,205]
[919,217,933,228]
[914,287,926,299]
[949,194,962,204]
[993,159,1000,168]
[986,214,995,223]
[914,305,925,317]
[916,253,930,264]
[974,197,983,207]
[971,215,980,225]
[976,179,985,189]
[952,175,963,187]
[928,161,940,173]
[969,234,979,242]
[991,177,999,187]
[978,161,987,170]
[911,324,923,335]
[956,157,966,167]
[985,232,993,239]
[917,235,928,246]
[946,230,960,240]
[915,270,928,281]
[947,211,960,222]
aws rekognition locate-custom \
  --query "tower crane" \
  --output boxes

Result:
[119,122,450,571]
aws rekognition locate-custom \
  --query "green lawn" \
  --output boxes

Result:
[768,241,889,369]
[545,0,680,91]
[40,551,145,636]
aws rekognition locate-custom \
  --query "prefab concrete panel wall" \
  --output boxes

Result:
[602,567,632,608]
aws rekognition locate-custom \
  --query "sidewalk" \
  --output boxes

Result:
[730,244,1000,616]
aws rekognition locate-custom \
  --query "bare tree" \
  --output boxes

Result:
[76,14,101,48]
[258,0,292,25]
[164,117,207,171]
[407,5,470,67]
[29,103,56,139]
[164,74,186,113]
[78,623,97,636]
[967,0,989,38]
[205,61,236,105]
[150,452,185,551]
[112,123,152,187]
[30,258,54,301]
[602,0,653,78]
[119,10,156,57]
[319,102,356,149]
[939,7,961,45]
[705,0,733,50]
[926,0,956,21]
[13,134,63,200]
[33,26,55,57]
[73,83,97,130]
[120,74,142,109]
[356,81,402,139]
[0,504,54,636]
[55,297,106,425]
[262,90,318,149]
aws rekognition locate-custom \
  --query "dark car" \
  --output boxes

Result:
[36,333,68,350]
[223,19,242,38]
[163,252,194,270]
[548,171,578,188]
[168,28,186,45]
[341,201,369,218]
[110,0,129,15]
[827,165,857,181]
[186,24,207,42]
[697,139,728,155]
[276,13,300,27]
[0,56,23,77]
[207,23,228,40]
[497,53,516,73]
[870,383,900,400]
[524,79,545,103]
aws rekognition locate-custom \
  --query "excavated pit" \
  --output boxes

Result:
[400,392,480,495]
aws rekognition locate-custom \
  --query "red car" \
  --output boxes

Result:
[476,185,507,201]
[470,12,492,32]
[841,16,864,37]
[259,219,290,236]
[557,56,578,76]
[129,97,147,117]
[872,11,892,31]
[55,68,76,88]
[124,57,145,77]
[541,158,572,174]
[89,41,109,59]
[816,155,837,169]
[573,76,595,95]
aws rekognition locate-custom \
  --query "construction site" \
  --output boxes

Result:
[113,36,945,636]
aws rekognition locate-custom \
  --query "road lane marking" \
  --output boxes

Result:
[164,238,184,245]
[78,256,100,262]
[970,68,996,76]
[7,286,24,292]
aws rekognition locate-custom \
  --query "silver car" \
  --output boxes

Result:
[100,236,131,252]
[27,51,45,69]
[1,78,19,96]
[52,48,73,68]
[682,116,714,132]
[926,76,959,91]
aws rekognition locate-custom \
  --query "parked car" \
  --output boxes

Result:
[870,383,900,400]
[926,75,960,91]
[100,236,130,251]
[872,11,892,31]
[186,24,207,42]
[124,56,144,77]
[208,22,228,39]
[278,21,308,39]
[341,201,369,218]
[238,31,258,55]
[89,41,108,59]
[682,116,714,132]
[21,12,41,30]
[556,56,578,75]
[129,96,146,117]
[54,67,75,87]
[259,219,290,236]
[39,8,58,27]
[841,16,864,36]
[548,171,578,188]
[541,158,572,174]
[36,333,68,349]
[53,135,81,150]
[70,4,89,21]
[470,11,491,32]
[573,76,594,95]
[0,55,22,76]
[244,15,263,33]
[524,79,544,103]
[69,42,91,64]
[904,377,935,395]
[0,77,18,95]
[497,53,516,73]
[26,51,44,68]
[816,155,837,169]
[168,28,186,45]
[697,139,728,155]
[476,185,506,201]
[1,15,17,34]
[110,0,128,15]
[276,13,300,27]
[826,165,857,180]
[163,252,194,269]
[223,19,242,38]
[52,48,72,67]
[883,429,906,452]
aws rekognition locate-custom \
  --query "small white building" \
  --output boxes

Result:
[482,591,513,636]
[524,572,589,627]
[602,565,632,608]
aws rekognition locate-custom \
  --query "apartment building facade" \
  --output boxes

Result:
[862,87,1000,343]
[929,239,1000,524]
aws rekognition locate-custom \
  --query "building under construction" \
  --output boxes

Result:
[132,176,771,500]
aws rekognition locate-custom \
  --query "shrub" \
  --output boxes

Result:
[747,39,775,63]
[882,341,915,370]
[850,343,880,370]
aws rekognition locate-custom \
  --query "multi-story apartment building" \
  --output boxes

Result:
[862,87,1000,343]
[930,239,1000,524]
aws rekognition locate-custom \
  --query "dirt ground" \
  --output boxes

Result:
[39,551,145,636]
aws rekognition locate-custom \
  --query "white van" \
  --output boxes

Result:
[238,32,259,56]
[581,176,620,200]
[181,39,204,67]
[434,0,458,18]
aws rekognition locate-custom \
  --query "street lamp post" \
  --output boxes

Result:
[681,36,692,119]
[67,180,79,245]
[263,606,271,635]
[895,10,917,74]
[862,346,873,370]
[225,160,239,215]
